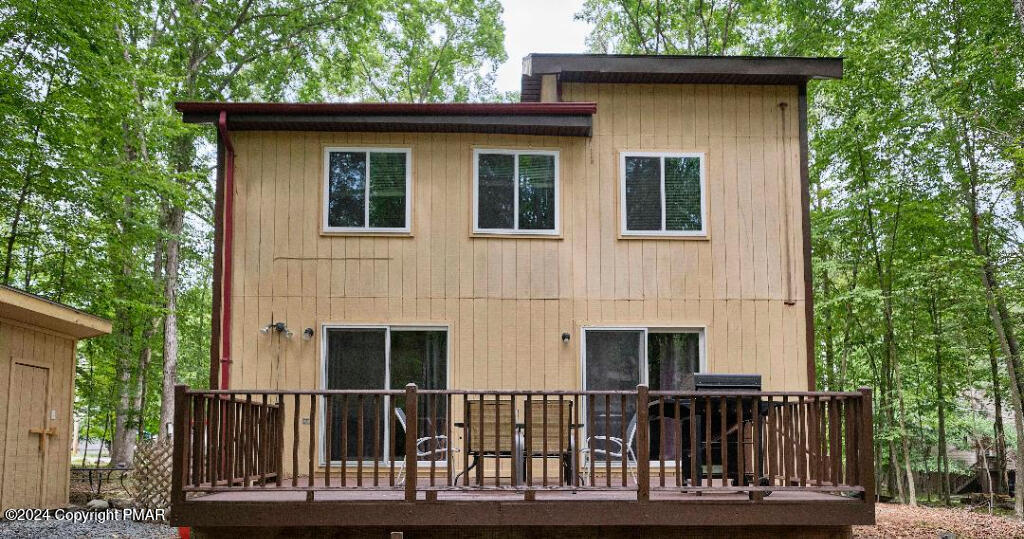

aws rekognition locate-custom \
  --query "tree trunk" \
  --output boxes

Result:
[990,335,1009,494]
[956,122,1024,517]
[159,206,183,439]
[894,357,917,505]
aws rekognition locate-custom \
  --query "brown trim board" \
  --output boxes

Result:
[798,83,816,391]
[210,134,224,390]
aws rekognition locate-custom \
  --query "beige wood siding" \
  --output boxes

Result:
[0,319,77,510]
[224,83,807,410]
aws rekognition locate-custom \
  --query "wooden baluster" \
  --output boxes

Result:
[374,394,381,487]
[558,395,565,486]
[573,394,581,488]
[510,394,518,488]
[190,395,200,487]
[765,397,776,485]
[324,395,332,487]
[675,397,682,487]
[276,394,284,487]
[243,395,252,488]
[752,396,762,488]
[720,396,728,487]
[292,395,299,487]
[636,385,650,501]
[308,394,316,489]
[587,394,595,487]
[261,394,269,486]
[619,394,626,487]
[447,393,454,487]
[604,394,611,487]
[819,397,827,485]
[404,384,418,501]
[525,395,533,487]
[736,395,744,487]
[225,397,235,487]
[341,395,348,487]
[704,396,712,487]
[798,395,807,487]
[659,396,665,487]
[357,394,364,486]
[830,397,841,486]
[782,396,791,485]
[845,396,856,486]
[429,393,436,487]
[462,394,470,486]
[689,397,697,487]
[389,395,397,486]
[495,393,501,487]
[210,396,219,487]
[476,393,484,487]
[811,395,821,486]
[542,394,549,487]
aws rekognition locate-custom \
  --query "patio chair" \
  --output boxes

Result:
[579,412,639,483]
[394,407,455,486]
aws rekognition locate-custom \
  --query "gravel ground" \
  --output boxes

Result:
[855,502,1024,538]
[0,511,176,538]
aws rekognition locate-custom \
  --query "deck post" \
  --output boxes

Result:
[858,387,874,503]
[405,384,418,501]
[636,384,650,501]
[170,385,188,509]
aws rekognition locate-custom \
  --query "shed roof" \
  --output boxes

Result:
[520,54,844,101]
[0,285,112,339]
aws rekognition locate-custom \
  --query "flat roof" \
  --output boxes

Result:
[176,102,597,137]
[521,53,843,101]
[0,285,112,339]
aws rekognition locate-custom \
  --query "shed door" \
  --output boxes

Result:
[2,363,50,509]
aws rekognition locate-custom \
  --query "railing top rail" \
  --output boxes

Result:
[184,387,865,398]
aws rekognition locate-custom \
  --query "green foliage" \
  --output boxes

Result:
[1,0,507,451]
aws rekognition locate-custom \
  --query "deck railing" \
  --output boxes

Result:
[171,384,874,504]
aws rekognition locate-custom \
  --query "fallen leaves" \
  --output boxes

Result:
[854,503,1024,538]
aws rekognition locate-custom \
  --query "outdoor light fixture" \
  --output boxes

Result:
[303,328,314,340]
[259,321,294,338]
[561,332,571,343]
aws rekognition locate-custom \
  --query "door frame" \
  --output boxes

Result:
[318,324,451,467]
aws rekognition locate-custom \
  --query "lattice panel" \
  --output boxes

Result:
[132,439,172,515]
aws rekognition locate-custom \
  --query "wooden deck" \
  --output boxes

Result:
[171,385,875,530]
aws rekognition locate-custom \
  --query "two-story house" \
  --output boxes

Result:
[170,54,874,538]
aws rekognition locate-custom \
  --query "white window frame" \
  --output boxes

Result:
[322,147,412,233]
[619,151,707,237]
[319,323,450,466]
[472,148,560,235]
[579,326,707,468]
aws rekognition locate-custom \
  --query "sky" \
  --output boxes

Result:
[495,0,594,94]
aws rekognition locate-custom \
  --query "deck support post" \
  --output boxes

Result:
[171,385,188,509]
[636,384,650,501]
[858,387,874,503]
[405,384,418,502]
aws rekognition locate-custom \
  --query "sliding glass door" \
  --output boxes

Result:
[582,327,703,461]
[323,326,447,464]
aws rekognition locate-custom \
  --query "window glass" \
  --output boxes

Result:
[390,330,448,459]
[325,328,386,461]
[368,152,407,228]
[327,151,367,227]
[624,156,662,231]
[325,149,407,230]
[517,154,556,230]
[664,157,702,231]
[477,153,515,229]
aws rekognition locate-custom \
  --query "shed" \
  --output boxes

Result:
[0,285,111,510]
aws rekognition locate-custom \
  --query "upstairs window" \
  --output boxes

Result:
[473,149,559,235]
[620,152,706,236]
[323,148,411,232]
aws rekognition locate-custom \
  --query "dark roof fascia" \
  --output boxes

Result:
[176,102,596,137]
[521,54,843,100]
[524,54,843,80]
